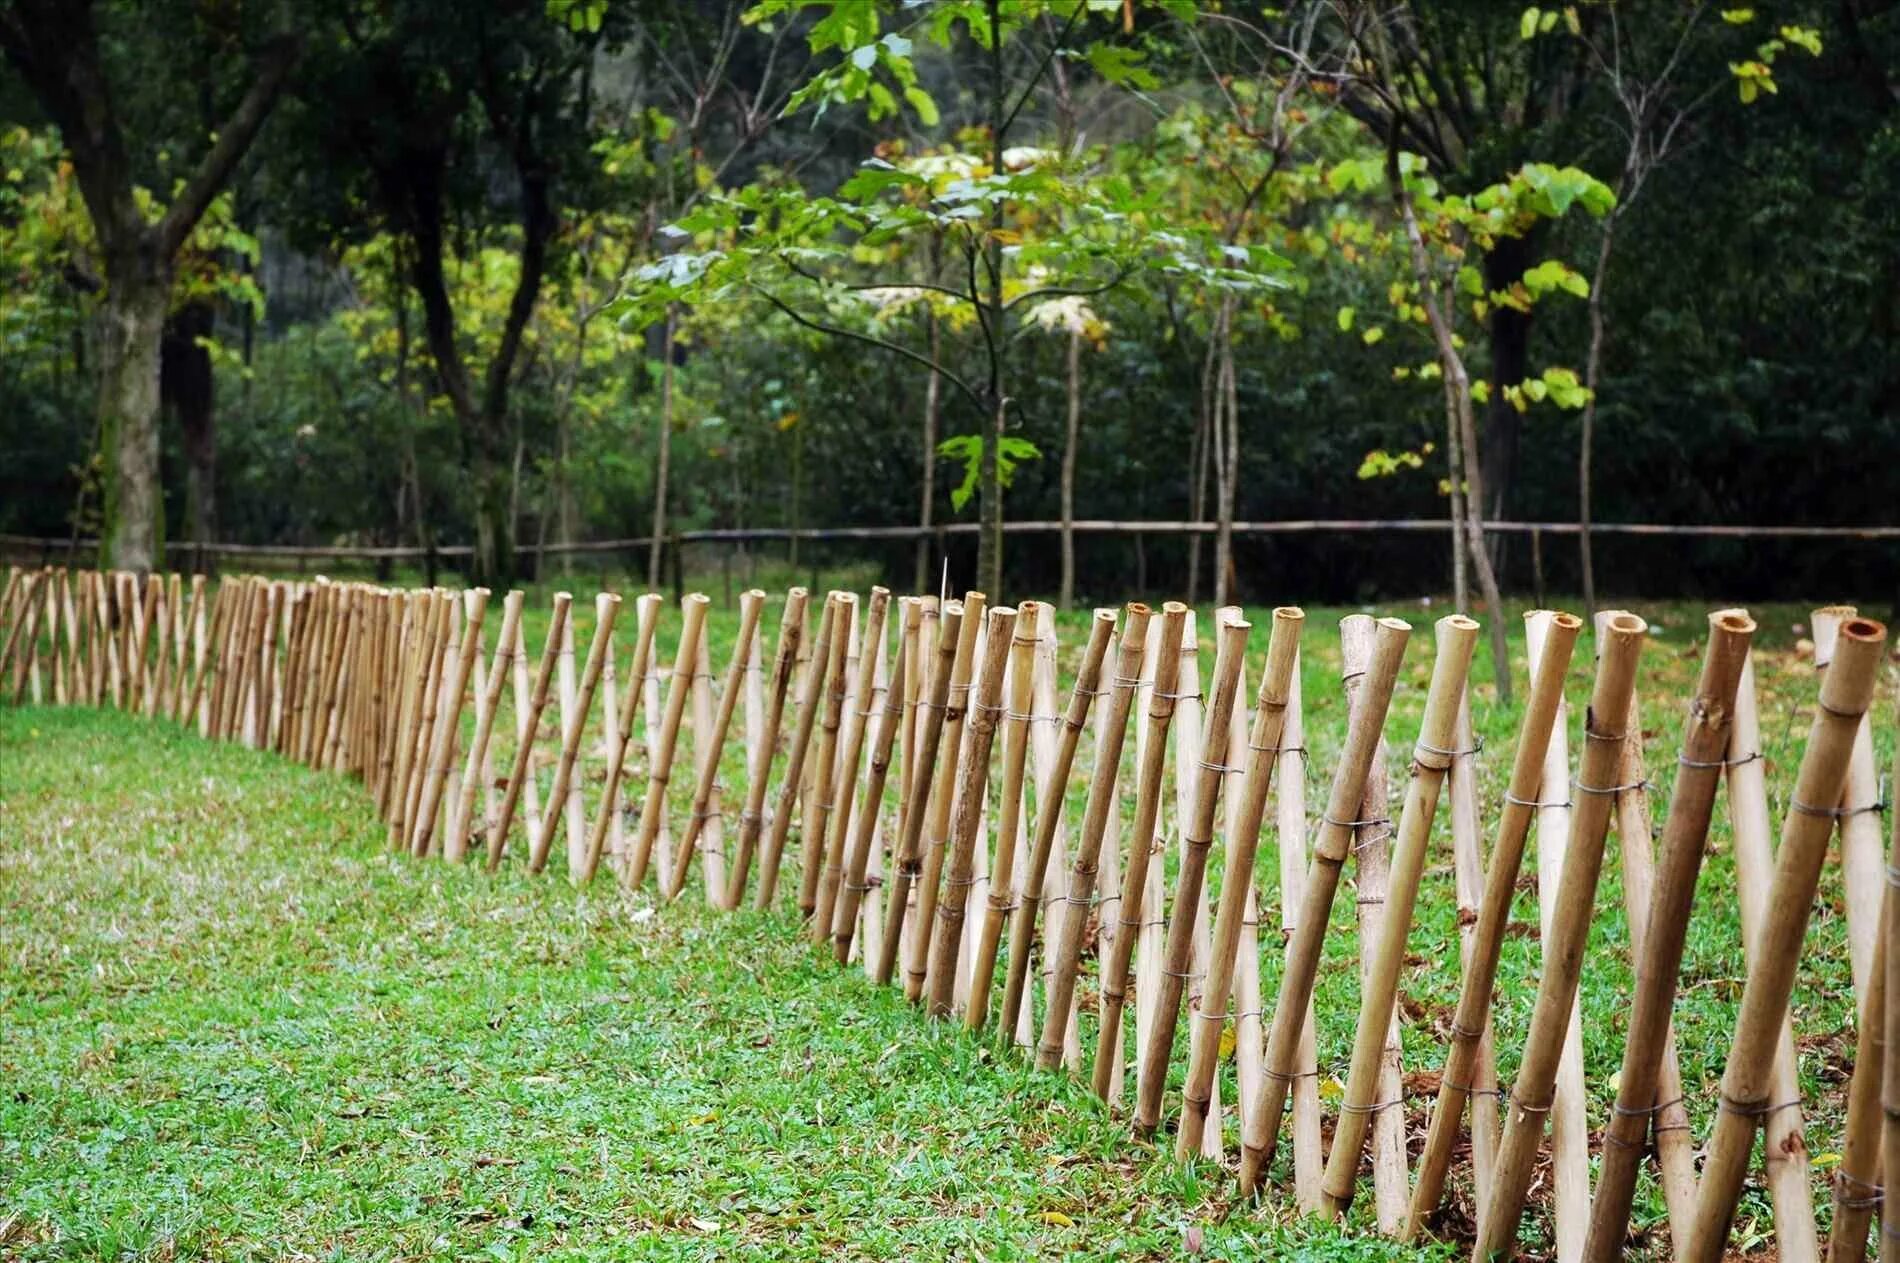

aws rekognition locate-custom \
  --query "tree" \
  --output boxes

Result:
[0,0,298,572]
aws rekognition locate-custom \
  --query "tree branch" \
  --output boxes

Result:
[751,285,987,416]
[157,33,302,260]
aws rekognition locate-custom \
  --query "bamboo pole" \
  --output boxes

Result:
[1026,605,1083,1062]
[794,591,855,923]
[1403,610,1584,1236]
[907,592,986,1005]
[1474,611,1648,1259]
[1815,606,1887,1005]
[1880,708,1900,1263]
[1829,920,1888,1263]
[485,593,573,871]
[410,588,490,858]
[813,589,889,934]
[1578,610,1755,1259]
[875,599,965,985]
[758,594,842,911]
[1132,615,1249,1134]
[1173,607,1303,1157]
[317,585,362,771]
[1083,601,1189,1098]
[1268,644,1324,1210]
[835,599,916,963]
[962,604,1040,1029]
[625,593,709,890]
[448,592,523,863]
[1039,604,1152,1071]
[7,571,44,703]
[531,593,619,875]
[1684,615,1888,1263]
[666,589,767,900]
[724,590,807,908]
[1446,689,1500,1205]
[1321,616,1480,1220]
[188,578,228,738]
[926,604,1017,1019]
[1240,616,1410,1198]
[578,592,663,885]
[857,606,896,968]
[395,591,452,848]
[999,609,1117,1041]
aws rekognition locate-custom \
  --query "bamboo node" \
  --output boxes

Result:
[1818,697,1870,720]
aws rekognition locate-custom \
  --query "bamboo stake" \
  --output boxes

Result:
[6,571,43,703]
[758,594,842,911]
[1000,610,1116,1042]
[961,603,1041,1029]
[1684,615,1887,1263]
[736,606,767,910]
[1240,616,1410,1198]
[1172,607,1304,1157]
[578,592,663,885]
[1268,645,1325,1209]
[395,591,452,848]
[835,599,916,962]
[907,592,986,1004]
[188,579,227,737]
[793,591,854,922]
[1039,604,1151,1071]
[724,590,807,907]
[1134,613,1188,1093]
[1815,606,1886,1005]
[1446,689,1499,1206]
[1205,608,1251,1151]
[532,593,620,875]
[1321,616,1480,1219]
[813,589,889,933]
[1025,605,1082,1061]
[552,610,586,867]
[663,589,766,899]
[448,592,523,863]
[1829,922,1887,1263]
[486,593,573,872]
[624,593,709,889]
[857,607,896,967]
[926,605,1016,1019]
[1474,611,1649,1259]
[1880,708,1900,1263]
[411,588,490,858]
[1577,610,1754,1258]
[1724,643,1822,1262]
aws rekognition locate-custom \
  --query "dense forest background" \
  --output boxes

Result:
[1,0,1895,606]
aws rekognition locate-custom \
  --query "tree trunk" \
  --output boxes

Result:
[976,0,1006,601]
[163,299,216,572]
[1186,330,1215,605]
[647,307,677,590]
[1579,214,1617,620]
[1059,329,1081,610]
[1213,298,1239,608]
[97,264,170,574]
[915,307,941,594]
[1480,233,1534,537]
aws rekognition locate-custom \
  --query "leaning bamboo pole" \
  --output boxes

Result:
[813,589,890,935]
[794,592,855,923]
[855,606,897,968]
[907,593,986,1005]
[1814,606,1887,1006]
[1881,708,1900,1263]
[1268,644,1325,1208]
[1684,615,1888,1263]
[1240,617,1410,1197]
[448,592,524,863]
[1474,611,1649,1259]
[926,604,1017,1019]
[664,589,767,900]
[1133,615,1250,1134]
[963,605,1041,1030]
[875,599,965,985]
[625,593,710,890]
[834,599,916,963]
[485,593,574,872]
[1025,604,1082,1062]
[1445,689,1500,1206]
[999,609,1117,1042]
[529,594,621,875]
[1826,907,1886,1263]
[757,594,842,911]
[1088,601,1191,1099]
[1404,610,1583,1237]
[576,592,662,885]
[413,589,490,858]
[1321,615,1480,1220]
[396,592,453,850]
[1173,607,1303,1158]
[1581,610,1756,1260]
[724,590,808,908]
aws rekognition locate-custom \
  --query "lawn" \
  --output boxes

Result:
[1,588,1891,1260]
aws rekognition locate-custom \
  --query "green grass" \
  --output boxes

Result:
[1,591,1891,1260]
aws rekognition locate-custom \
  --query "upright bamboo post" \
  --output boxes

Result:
[448,591,523,863]
[1880,709,1900,1263]
[999,610,1117,1041]
[1321,615,1480,1220]
[813,589,889,934]
[577,592,662,885]
[834,599,915,962]
[907,592,986,1004]
[410,589,490,858]
[1038,604,1152,1071]
[1172,608,1304,1157]
[1025,605,1082,1059]
[1446,689,1500,1204]
[1240,616,1410,1198]
[874,600,965,985]
[666,589,766,899]
[1576,611,1754,1258]
[856,606,895,966]
[963,604,1040,1029]
[1828,917,1887,1263]
[1404,611,1584,1236]
[396,591,453,848]
[1133,615,1249,1134]
[485,593,574,872]
[796,592,855,922]
[625,593,709,890]
[757,594,842,911]
[1814,606,1887,1005]
[926,605,1016,1019]
[1475,611,1649,1259]
[1684,615,1888,1263]
[724,589,807,908]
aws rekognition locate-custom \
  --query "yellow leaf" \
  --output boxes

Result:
[688,1110,719,1126]
[1320,1075,1345,1102]
[1218,1023,1237,1060]
[1813,1151,1843,1169]
[1041,1210,1074,1227]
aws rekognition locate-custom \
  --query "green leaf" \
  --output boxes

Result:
[1720,8,1756,24]
[903,86,940,127]
[1336,305,1355,332]
[1361,326,1384,346]
[1520,6,1541,40]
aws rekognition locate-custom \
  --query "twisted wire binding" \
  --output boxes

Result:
[1160,966,1204,981]
[1250,740,1306,756]
[1509,1090,1554,1116]
[1718,1094,1802,1118]
[1199,757,1244,775]
[1414,738,1462,760]
[1339,1097,1402,1116]
[1612,1095,1684,1118]
[1504,789,1571,810]
[1834,1170,1883,1211]
[1573,774,1648,797]
[943,872,983,888]
[1074,684,1111,698]
[1111,674,1144,689]
[1152,687,1201,702]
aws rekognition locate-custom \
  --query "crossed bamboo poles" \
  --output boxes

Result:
[4,559,1895,1263]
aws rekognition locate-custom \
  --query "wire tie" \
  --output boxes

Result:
[1573,775,1647,797]
[1504,789,1571,809]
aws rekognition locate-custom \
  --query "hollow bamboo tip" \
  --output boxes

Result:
[1091,608,1117,628]
[550,591,574,613]
[1810,604,1857,666]
[1437,613,1481,637]
[1161,600,1189,616]
[1272,606,1305,627]
[1376,616,1412,634]
[743,587,767,601]
[1709,609,1757,638]
[596,592,621,615]
[1821,618,1888,709]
